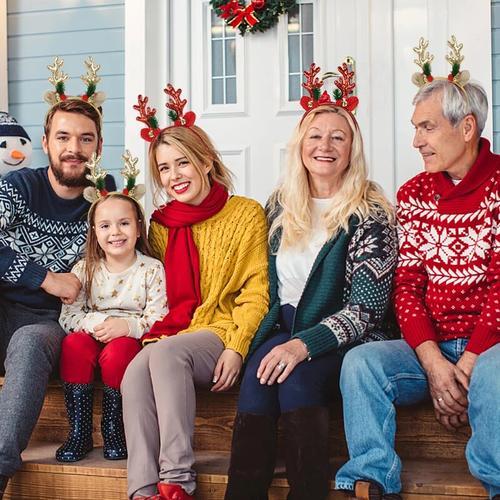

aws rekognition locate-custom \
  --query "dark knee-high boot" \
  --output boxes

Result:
[281,406,330,500]
[101,385,127,460]
[56,383,94,462]
[224,413,278,500]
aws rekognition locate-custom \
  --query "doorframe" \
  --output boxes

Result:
[124,0,172,215]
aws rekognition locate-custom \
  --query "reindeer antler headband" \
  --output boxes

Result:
[44,56,106,114]
[300,60,359,123]
[134,85,197,143]
[412,36,470,88]
[83,151,146,204]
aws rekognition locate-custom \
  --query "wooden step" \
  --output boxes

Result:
[17,380,470,462]
[4,442,488,500]
[194,389,471,462]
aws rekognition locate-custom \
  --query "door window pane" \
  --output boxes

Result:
[287,2,314,102]
[212,79,224,105]
[211,11,238,104]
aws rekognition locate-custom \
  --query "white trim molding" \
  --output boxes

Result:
[0,0,8,111]
[124,0,169,216]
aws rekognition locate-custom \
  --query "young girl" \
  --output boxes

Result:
[121,87,269,500]
[57,154,167,463]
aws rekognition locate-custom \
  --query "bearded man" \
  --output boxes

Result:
[0,97,115,497]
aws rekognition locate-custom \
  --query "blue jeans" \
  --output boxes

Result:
[238,331,344,416]
[335,339,500,499]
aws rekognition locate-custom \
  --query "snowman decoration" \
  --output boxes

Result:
[0,111,32,177]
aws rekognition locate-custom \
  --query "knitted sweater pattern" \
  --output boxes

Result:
[148,196,269,359]
[249,205,398,359]
[0,167,91,311]
[394,138,499,354]
[59,252,168,339]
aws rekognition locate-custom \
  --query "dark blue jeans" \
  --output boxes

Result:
[238,306,345,417]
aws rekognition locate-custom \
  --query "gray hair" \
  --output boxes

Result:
[412,79,488,135]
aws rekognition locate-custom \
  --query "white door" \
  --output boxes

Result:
[184,0,334,204]
[124,0,492,213]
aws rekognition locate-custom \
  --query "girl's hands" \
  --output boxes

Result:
[93,317,130,343]
[211,349,243,392]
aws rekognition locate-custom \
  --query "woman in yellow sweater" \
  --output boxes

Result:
[121,86,269,500]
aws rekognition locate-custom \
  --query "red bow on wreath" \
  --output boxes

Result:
[219,0,240,19]
[218,1,261,29]
[230,3,259,28]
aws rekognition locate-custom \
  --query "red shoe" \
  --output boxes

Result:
[157,482,194,500]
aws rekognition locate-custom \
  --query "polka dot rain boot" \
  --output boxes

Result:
[55,382,94,462]
[101,385,127,460]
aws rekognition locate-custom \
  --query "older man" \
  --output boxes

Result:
[0,93,116,498]
[334,58,499,498]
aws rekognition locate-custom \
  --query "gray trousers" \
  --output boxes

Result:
[0,300,65,477]
[122,330,224,498]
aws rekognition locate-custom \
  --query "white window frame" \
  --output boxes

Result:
[195,0,246,117]
[276,0,322,116]
[0,0,8,111]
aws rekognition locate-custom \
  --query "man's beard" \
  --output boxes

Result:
[48,150,92,188]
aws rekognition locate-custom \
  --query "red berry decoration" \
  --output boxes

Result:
[252,0,266,9]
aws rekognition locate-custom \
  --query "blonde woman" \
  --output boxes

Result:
[225,64,398,500]
[122,87,269,500]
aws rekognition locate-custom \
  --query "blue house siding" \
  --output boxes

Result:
[493,0,500,152]
[7,0,125,180]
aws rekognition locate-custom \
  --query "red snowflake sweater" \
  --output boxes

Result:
[394,138,499,354]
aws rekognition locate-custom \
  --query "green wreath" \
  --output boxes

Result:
[210,0,298,36]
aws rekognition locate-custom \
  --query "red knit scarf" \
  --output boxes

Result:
[143,182,228,342]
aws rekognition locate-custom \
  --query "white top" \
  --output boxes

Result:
[59,251,168,339]
[276,198,332,307]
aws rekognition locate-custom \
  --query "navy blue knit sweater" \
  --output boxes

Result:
[0,166,115,312]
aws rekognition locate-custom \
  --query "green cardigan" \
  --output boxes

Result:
[248,206,398,359]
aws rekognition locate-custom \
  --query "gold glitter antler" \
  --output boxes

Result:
[121,150,145,200]
[413,38,434,72]
[83,153,107,203]
[47,57,68,88]
[121,150,140,181]
[81,56,102,87]
[446,35,464,68]
[412,38,434,87]
[85,153,107,188]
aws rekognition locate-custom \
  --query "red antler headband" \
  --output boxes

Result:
[412,36,470,88]
[300,60,359,121]
[134,85,197,143]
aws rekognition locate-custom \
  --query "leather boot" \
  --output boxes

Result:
[281,406,330,500]
[353,480,402,499]
[101,385,127,460]
[225,412,278,500]
[157,482,194,499]
[0,475,9,500]
[56,382,94,462]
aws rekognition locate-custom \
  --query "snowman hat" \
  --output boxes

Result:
[0,112,31,141]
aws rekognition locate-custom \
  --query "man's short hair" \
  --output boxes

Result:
[44,99,102,140]
[413,80,488,135]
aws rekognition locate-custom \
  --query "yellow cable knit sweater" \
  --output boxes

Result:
[148,195,269,359]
